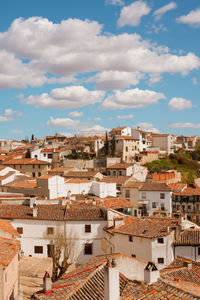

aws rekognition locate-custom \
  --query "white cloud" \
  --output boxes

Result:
[118,1,151,27]
[116,114,134,119]
[88,71,143,90]
[69,111,83,117]
[101,88,166,109]
[0,16,199,90]
[60,132,74,137]
[169,123,200,128]
[106,0,124,5]
[0,109,13,122]
[94,117,102,121]
[47,117,80,128]
[24,86,105,109]
[176,8,200,27]
[79,125,110,134]
[168,97,194,110]
[136,122,159,133]
[12,129,23,134]
[153,2,177,21]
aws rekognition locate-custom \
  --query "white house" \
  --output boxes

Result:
[109,126,131,137]
[0,203,123,264]
[138,182,172,217]
[131,128,150,152]
[105,215,176,269]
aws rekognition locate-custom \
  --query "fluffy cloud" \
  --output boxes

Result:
[88,71,143,90]
[168,97,194,110]
[69,111,83,117]
[116,114,134,119]
[118,1,151,27]
[106,0,124,5]
[169,123,200,128]
[79,125,110,134]
[176,8,200,27]
[23,86,105,109]
[0,109,13,122]
[0,17,199,89]
[153,2,177,21]
[47,117,80,128]
[12,129,23,134]
[101,88,166,109]
[136,122,159,133]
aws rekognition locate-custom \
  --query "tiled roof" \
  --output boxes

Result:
[100,176,131,185]
[107,163,133,169]
[106,217,178,239]
[33,254,198,300]
[0,204,107,221]
[41,148,59,153]
[65,179,93,184]
[0,219,20,237]
[139,182,171,191]
[173,186,200,196]
[0,237,20,267]
[48,167,73,174]
[160,256,200,297]
[174,228,200,245]
[110,126,127,132]
[115,135,138,140]
[121,280,198,299]
[3,180,37,188]
[65,171,100,178]
[3,158,50,165]
[38,174,54,180]
[77,197,133,209]
[123,181,143,188]
[168,183,187,192]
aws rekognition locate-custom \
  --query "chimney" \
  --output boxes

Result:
[104,258,119,300]
[43,271,52,292]
[33,203,37,218]
[144,262,160,285]
[114,216,124,228]
[183,260,192,270]
[30,195,36,208]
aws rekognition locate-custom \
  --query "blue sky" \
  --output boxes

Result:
[1,0,200,139]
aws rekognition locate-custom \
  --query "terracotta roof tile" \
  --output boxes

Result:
[107,163,133,169]
[139,182,171,191]
[0,237,20,266]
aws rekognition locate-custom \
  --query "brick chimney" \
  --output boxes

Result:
[43,271,52,292]
[144,262,160,285]
[104,258,120,300]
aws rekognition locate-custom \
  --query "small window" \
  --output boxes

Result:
[47,227,54,235]
[38,172,41,177]
[157,257,164,264]
[119,171,122,176]
[85,225,91,233]
[152,202,156,208]
[84,243,92,255]
[32,172,35,177]
[157,238,164,244]
[38,164,41,169]
[129,235,133,242]
[126,146,128,152]
[142,192,146,199]
[48,154,53,159]
[17,227,23,234]
[125,189,130,198]
[33,165,35,169]
[188,205,191,210]
[108,171,111,176]
[160,193,165,199]
[198,247,200,255]
[34,246,43,254]
[131,254,136,258]
[161,203,165,210]
[44,153,46,157]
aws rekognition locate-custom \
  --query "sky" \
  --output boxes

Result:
[1,0,200,139]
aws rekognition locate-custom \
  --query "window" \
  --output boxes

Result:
[48,154,53,159]
[85,225,91,233]
[38,164,41,169]
[34,246,43,254]
[125,189,130,198]
[32,172,35,177]
[161,203,165,210]
[43,153,46,157]
[157,257,164,264]
[113,171,116,176]
[131,254,136,258]
[134,209,137,217]
[129,235,133,242]
[142,192,146,199]
[17,227,23,234]
[198,247,200,255]
[188,205,191,210]
[157,238,164,244]
[119,171,122,176]
[38,172,41,177]
[108,171,111,176]
[84,243,93,255]
[160,193,165,199]
[126,146,128,152]
[47,227,54,235]
[152,202,156,208]
[33,165,35,169]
